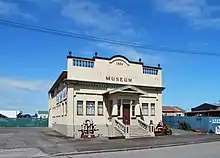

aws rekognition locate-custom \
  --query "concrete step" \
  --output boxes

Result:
[129,126,151,138]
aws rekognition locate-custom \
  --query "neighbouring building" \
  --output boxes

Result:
[162,106,185,116]
[37,111,49,118]
[0,110,21,118]
[48,52,165,138]
[185,103,220,116]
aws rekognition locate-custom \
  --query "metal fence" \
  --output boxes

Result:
[0,118,48,127]
[163,116,220,133]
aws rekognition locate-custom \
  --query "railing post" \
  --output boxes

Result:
[149,124,155,137]
[125,125,130,139]
[112,117,116,136]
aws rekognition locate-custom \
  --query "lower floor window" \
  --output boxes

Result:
[132,100,135,116]
[86,101,95,115]
[98,101,103,116]
[142,103,149,115]
[150,103,155,116]
[65,101,68,115]
[132,105,135,116]
[77,101,83,115]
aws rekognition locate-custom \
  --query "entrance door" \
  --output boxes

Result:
[123,104,130,125]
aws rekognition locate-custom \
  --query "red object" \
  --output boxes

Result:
[162,106,185,112]
[123,105,130,125]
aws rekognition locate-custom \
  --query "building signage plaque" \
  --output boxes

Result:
[105,76,132,83]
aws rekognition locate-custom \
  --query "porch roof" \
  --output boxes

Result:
[103,85,148,95]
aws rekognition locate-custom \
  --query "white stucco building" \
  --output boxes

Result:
[48,52,165,138]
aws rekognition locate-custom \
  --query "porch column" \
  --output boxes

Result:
[112,100,118,116]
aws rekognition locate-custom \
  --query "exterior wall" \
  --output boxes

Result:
[68,56,162,88]
[139,92,162,125]
[48,54,165,138]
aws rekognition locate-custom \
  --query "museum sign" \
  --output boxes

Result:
[105,76,132,83]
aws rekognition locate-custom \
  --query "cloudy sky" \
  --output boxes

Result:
[1,0,220,113]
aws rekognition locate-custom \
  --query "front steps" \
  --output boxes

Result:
[129,126,152,138]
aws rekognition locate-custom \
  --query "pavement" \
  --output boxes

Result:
[0,127,220,158]
[65,141,220,158]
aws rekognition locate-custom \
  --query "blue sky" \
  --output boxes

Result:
[1,0,220,113]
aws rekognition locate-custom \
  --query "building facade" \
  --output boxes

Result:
[48,52,165,138]
[185,103,220,116]
[162,106,185,116]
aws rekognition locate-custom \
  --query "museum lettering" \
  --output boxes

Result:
[105,76,132,83]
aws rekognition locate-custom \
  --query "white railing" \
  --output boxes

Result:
[137,118,155,136]
[113,118,130,138]
[137,118,149,131]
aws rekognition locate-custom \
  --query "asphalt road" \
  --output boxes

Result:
[65,141,220,158]
[0,127,220,158]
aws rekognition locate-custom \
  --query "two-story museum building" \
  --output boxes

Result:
[48,52,165,138]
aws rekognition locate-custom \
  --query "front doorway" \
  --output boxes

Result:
[123,104,130,125]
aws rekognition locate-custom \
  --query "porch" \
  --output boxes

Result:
[103,85,155,138]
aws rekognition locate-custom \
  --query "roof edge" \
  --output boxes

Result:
[48,71,67,94]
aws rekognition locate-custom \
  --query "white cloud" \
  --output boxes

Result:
[155,0,220,29]
[0,0,36,22]
[61,0,138,38]
[0,76,51,92]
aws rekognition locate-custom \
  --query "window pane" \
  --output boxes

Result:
[151,103,155,116]
[86,101,95,115]
[65,101,67,115]
[98,101,103,116]
[132,105,135,116]
[77,101,83,115]
[117,105,121,116]
[142,103,148,115]
[117,100,121,116]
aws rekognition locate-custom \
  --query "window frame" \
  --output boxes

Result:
[77,100,83,116]
[97,101,104,116]
[131,100,136,117]
[117,99,122,117]
[142,103,149,116]
[86,101,95,116]
[150,103,156,116]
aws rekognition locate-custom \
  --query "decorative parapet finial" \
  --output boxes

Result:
[67,51,73,58]
[95,52,98,56]
[139,58,142,62]
[158,64,161,68]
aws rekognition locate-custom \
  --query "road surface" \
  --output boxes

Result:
[67,141,220,158]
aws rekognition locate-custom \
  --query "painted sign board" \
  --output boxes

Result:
[215,126,220,135]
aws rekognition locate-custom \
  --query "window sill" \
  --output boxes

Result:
[131,116,136,119]
[98,114,104,116]
[77,114,84,116]
[151,115,155,116]
[117,116,123,119]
